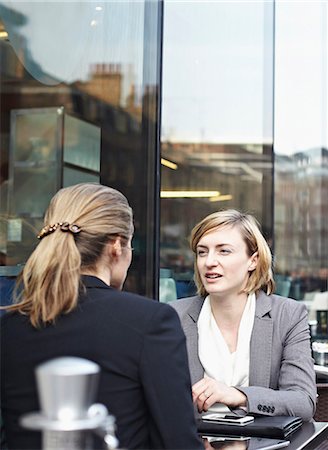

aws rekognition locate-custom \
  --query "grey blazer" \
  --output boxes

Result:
[170,291,317,421]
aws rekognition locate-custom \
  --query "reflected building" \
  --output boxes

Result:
[0,0,327,305]
[275,148,328,296]
[75,63,123,107]
[160,140,273,296]
[0,1,162,297]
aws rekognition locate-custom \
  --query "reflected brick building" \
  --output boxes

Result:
[275,148,328,294]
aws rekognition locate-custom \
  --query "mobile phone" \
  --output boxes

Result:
[202,413,255,426]
[204,435,250,442]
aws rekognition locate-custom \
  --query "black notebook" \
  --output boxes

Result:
[198,415,303,439]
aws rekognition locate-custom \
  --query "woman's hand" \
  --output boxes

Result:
[192,377,247,412]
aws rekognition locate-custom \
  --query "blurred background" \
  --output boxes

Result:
[0,1,327,331]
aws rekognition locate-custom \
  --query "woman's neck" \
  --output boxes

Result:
[81,267,111,286]
[209,292,248,325]
[209,292,249,353]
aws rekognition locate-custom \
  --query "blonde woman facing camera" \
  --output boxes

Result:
[171,210,316,421]
[1,183,202,450]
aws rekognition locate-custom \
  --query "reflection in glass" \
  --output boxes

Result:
[0,1,162,298]
[3,107,101,266]
[160,2,274,300]
[274,1,328,308]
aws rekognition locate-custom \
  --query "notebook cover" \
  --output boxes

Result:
[198,415,303,439]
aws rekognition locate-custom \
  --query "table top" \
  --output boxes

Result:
[286,422,328,450]
[201,421,328,450]
[315,364,328,380]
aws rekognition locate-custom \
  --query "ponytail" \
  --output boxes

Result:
[10,230,81,327]
[2,183,133,327]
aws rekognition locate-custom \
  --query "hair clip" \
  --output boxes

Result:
[59,222,81,234]
[37,222,81,240]
[37,224,57,240]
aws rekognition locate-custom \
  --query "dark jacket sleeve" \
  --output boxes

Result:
[139,303,203,449]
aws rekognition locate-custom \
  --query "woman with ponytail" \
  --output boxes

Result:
[1,183,202,450]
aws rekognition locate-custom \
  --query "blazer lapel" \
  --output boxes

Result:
[249,291,273,387]
[184,297,205,385]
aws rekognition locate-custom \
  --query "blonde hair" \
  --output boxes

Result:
[6,183,133,327]
[190,209,275,298]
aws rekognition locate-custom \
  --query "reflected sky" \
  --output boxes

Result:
[162,0,273,144]
[274,0,327,155]
[1,0,327,155]
[1,0,145,103]
[162,0,327,156]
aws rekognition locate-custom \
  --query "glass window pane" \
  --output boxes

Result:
[274,1,328,314]
[0,1,162,298]
[160,1,274,301]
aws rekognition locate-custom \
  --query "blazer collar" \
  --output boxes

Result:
[186,296,205,322]
[81,275,111,289]
[254,290,272,318]
[250,290,274,386]
[185,290,272,321]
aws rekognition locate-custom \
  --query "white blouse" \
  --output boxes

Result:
[197,293,256,413]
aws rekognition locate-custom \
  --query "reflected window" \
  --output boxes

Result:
[274,1,328,330]
[160,1,274,301]
[0,1,162,298]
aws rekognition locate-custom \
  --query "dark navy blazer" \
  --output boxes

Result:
[1,276,202,449]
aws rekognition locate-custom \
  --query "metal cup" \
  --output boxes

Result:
[36,357,100,421]
[21,357,119,449]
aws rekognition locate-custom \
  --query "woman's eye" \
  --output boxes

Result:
[197,250,207,256]
[219,249,231,255]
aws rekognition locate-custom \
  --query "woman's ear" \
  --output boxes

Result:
[248,252,258,271]
[108,237,122,258]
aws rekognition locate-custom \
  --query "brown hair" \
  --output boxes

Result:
[5,183,133,327]
[190,209,275,298]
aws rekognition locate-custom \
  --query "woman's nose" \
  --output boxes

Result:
[205,251,219,266]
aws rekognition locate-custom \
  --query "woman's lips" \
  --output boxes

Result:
[205,273,222,280]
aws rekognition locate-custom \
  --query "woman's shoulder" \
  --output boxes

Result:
[95,287,174,315]
[0,309,29,327]
[256,290,307,316]
[170,295,201,312]
[169,296,205,326]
